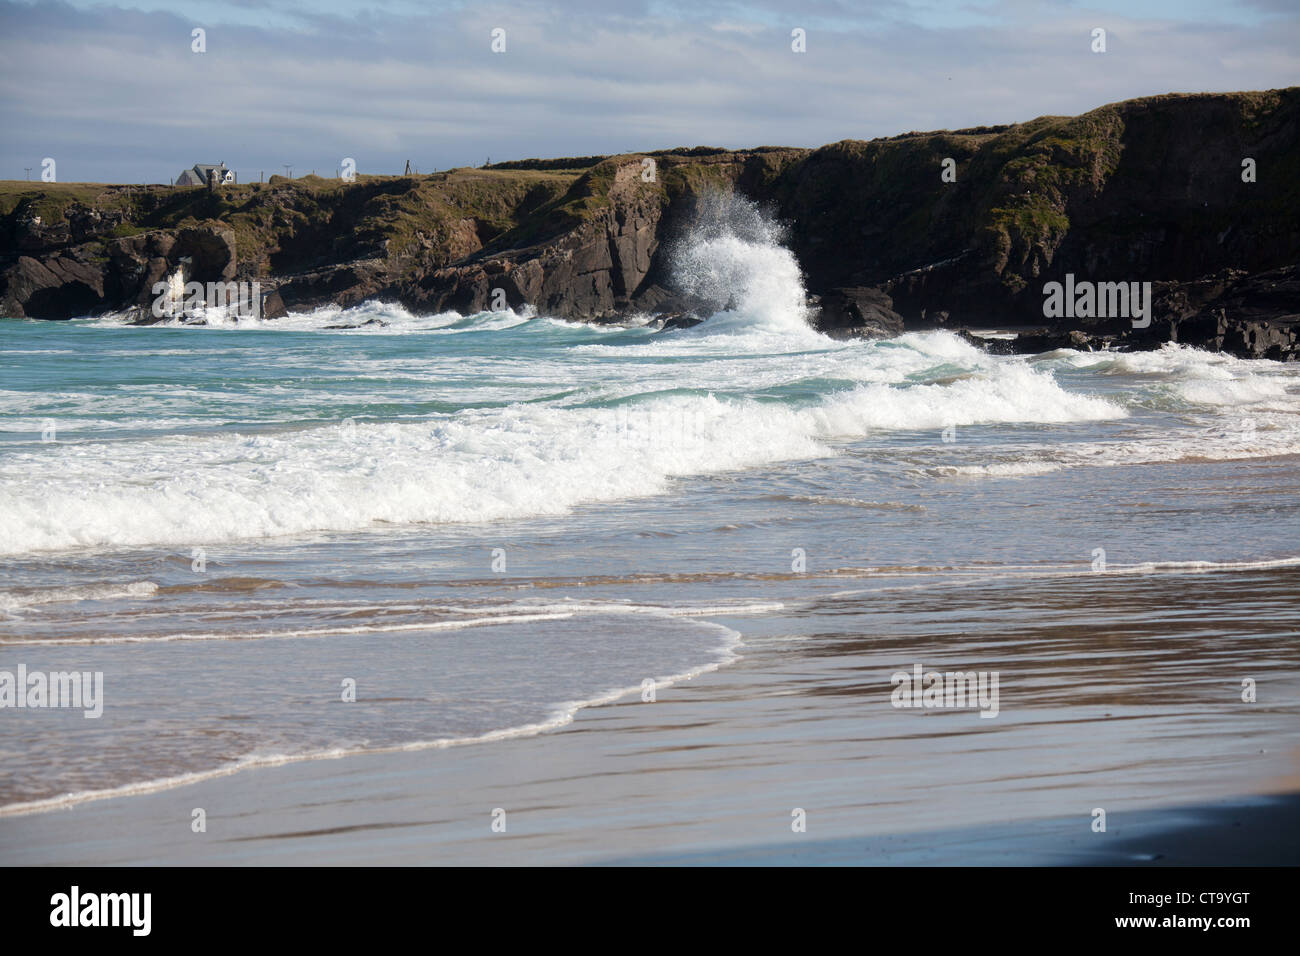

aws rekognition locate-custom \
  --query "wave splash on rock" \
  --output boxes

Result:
[667,190,814,337]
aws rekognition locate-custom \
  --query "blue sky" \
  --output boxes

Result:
[1,0,1297,183]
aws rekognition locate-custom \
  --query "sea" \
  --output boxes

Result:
[2,199,1298,821]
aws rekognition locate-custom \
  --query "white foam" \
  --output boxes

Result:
[0,580,158,612]
[807,361,1122,434]
[1176,376,1292,406]
[1100,556,1300,574]
[0,610,577,646]
[86,300,534,335]
[893,330,993,364]
[1060,341,1258,376]
[823,555,1300,600]
[0,361,1123,555]
[929,461,1066,477]
[1057,342,1298,409]
[923,412,1300,478]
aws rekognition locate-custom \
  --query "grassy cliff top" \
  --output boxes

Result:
[1,167,583,276]
[4,87,1295,288]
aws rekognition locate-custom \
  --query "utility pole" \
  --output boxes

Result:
[283,164,292,179]
[24,167,31,180]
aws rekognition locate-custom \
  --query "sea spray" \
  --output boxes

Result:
[669,190,814,334]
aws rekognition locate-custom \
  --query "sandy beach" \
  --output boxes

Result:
[4,565,1297,866]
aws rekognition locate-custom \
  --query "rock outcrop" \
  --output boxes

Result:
[1,219,239,320]
[397,161,669,319]
[810,287,906,340]
[2,88,1297,356]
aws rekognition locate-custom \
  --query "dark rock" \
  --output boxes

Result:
[398,160,671,321]
[260,289,288,319]
[3,254,106,319]
[957,330,1017,354]
[67,203,124,243]
[812,286,904,339]
[172,226,237,283]
[272,259,389,312]
[657,312,706,331]
[322,318,388,330]
[1121,265,1300,359]
[1,223,239,319]
[1006,328,1108,353]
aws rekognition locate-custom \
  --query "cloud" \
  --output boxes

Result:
[1,0,1297,183]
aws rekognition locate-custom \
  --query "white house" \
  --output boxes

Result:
[176,163,235,186]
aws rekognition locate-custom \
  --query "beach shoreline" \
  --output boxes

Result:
[4,582,1297,866]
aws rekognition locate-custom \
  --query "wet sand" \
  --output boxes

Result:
[2,567,1297,866]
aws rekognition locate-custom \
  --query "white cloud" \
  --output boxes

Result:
[1,0,1296,182]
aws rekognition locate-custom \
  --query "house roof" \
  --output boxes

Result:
[176,163,233,185]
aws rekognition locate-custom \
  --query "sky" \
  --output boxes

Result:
[0,0,1297,184]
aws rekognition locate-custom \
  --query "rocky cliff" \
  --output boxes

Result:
[3,88,1297,357]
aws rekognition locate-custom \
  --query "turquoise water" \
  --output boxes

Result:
[1,302,1299,814]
